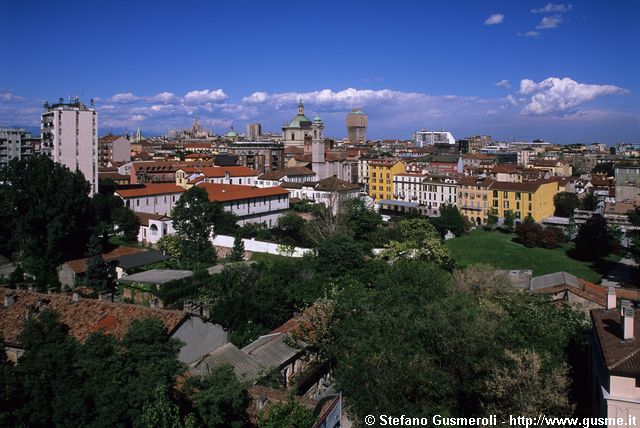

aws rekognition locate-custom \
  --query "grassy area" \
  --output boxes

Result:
[445,229,618,283]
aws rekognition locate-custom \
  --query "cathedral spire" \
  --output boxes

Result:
[297,99,304,115]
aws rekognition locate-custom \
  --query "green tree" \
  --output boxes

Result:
[345,198,382,241]
[482,349,574,419]
[12,310,86,426]
[574,214,617,261]
[84,231,115,292]
[171,187,217,265]
[379,218,454,270]
[113,205,141,242]
[136,385,196,428]
[315,233,367,276]
[553,192,580,217]
[503,210,515,232]
[430,204,467,237]
[187,365,249,428]
[228,235,245,262]
[258,399,316,428]
[0,155,94,286]
[158,234,183,259]
[486,209,498,230]
[580,192,598,211]
[212,201,238,235]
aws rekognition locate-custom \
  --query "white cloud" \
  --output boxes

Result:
[524,31,540,37]
[0,89,24,103]
[485,14,504,25]
[506,95,519,106]
[109,92,140,103]
[183,89,227,104]
[518,77,629,115]
[530,3,573,14]
[496,80,511,89]
[148,92,176,103]
[242,92,269,103]
[536,15,562,29]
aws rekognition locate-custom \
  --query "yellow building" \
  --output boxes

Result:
[368,159,406,203]
[458,177,493,225]
[489,179,560,222]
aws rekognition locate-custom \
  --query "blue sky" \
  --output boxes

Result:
[1,0,638,144]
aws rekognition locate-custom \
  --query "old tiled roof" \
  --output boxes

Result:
[313,176,360,192]
[63,246,146,273]
[258,167,315,181]
[591,308,640,376]
[197,183,289,202]
[99,135,121,144]
[195,166,259,178]
[134,212,171,227]
[0,288,187,347]
[116,184,186,198]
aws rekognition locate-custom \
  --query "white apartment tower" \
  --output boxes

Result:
[41,98,98,195]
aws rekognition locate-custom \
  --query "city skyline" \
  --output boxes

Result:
[1,0,639,144]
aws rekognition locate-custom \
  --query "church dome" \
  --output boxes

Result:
[225,127,238,138]
[288,114,312,129]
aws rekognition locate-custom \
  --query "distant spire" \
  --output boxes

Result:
[297,99,304,115]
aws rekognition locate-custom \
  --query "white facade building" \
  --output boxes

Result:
[394,173,459,216]
[414,130,456,148]
[41,99,98,194]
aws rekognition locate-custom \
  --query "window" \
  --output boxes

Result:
[516,192,521,200]
[503,192,508,199]
[493,190,498,198]
[503,200,509,209]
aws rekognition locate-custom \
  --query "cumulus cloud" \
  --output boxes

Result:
[496,80,511,89]
[183,89,227,104]
[485,14,504,25]
[518,77,629,115]
[109,92,140,103]
[0,89,24,103]
[536,15,562,29]
[530,3,573,14]
[148,92,176,103]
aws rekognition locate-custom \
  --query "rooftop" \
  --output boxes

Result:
[118,269,194,285]
[0,288,187,347]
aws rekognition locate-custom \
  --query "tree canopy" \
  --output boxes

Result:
[554,192,580,218]
[0,155,94,287]
[574,214,618,261]
[171,186,217,265]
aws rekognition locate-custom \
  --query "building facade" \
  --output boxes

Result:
[98,135,131,167]
[0,128,34,169]
[368,160,406,203]
[41,99,98,194]
[228,141,285,174]
[414,130,456,147]
[246,123,262,141]
[489,180,560,223]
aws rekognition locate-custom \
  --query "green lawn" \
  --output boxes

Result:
[445,229,617,283]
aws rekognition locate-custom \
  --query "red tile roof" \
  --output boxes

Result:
[116,184,186,198]
[63,246,146,273]
[197,183,289,202]
[0,288,187,347]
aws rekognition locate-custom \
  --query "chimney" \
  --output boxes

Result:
[607,286,617,310]
[4,290,16,308]
[149,297,159,308]
[72,290,80,302]
[36,298,48,311]
[621,300,635,340]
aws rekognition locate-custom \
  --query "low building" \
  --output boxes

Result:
[591,297,640,426]
[458,176,493,225]
[135,212,175,245]
[255,167,316,188]
[368,159,406,204]
[176,166,260,188]
[118,268,194,306]
[489,179,560,222]
[197,182,290,227]
[282,176,360,213]
[0,287,228,363]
